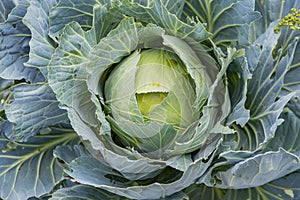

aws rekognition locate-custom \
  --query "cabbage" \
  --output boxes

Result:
[0,0,300,199]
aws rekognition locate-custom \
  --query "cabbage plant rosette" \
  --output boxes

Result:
[48,17,240,199]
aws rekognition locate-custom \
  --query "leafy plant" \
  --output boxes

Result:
[0,0,299,199]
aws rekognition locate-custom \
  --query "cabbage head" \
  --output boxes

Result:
[0,0,300,200]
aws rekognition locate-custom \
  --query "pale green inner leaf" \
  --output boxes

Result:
[136,92,168,115]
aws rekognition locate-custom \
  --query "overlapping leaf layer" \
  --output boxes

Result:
[0,0,299,199]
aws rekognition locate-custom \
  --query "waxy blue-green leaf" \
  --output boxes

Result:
[0,128,78,200]
[0,78,13,111]
[0,0,15,23]
[266,109,300,156]
[87,17,140,95]
[48,20,97,128]
[284,43,300,89]
[125,0,186,18]
[49,0,112,41]
[282,41,300,113]
[0,0,44,82]
[208,148,300,189]
[183,0,260,46]
[118,0,211,43]
[199,22,298,190]
[5,83,69,141]
[221,170,300,200]
[23,0,58,78]
[53,145,91,168]
[53,186,187,200]
[186,170,300,200]
[225,56,251,126]
[64,139,219,200]
[238,22,296,150]
[92,4,120,43]
[51,184,128,200]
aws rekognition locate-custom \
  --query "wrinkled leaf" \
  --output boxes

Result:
[49,0,112,41]
[48,21,97,127]
[186,170,300,200]
[119,0,211,43]
[266,109,300,156]
[183,0,260,46]
[0,0,15,23]
[87,17,140,95]
[0,78,13,111]
[225,56,251,126]
[51,184,128,200]
[0,128,78,200]
[23,0,58,77]
[5,83,69,141]
[222,170,300,200]
[64,140,219,200]
[235,22,296,150]
[0,0,44,82]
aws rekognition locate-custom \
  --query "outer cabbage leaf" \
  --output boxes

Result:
[221,170,300,200]
[282,41,300,116]
[183,0,260,46]
[0,0,44,82]
[0,78,13,111]
[235,22,296,151]
[58,140,219,200]
[202,148,300,189]
[48,21,97,126]
[118,0,211,43]
[185,170,300,200]
[51,185,129,200]
[49,0,114,41]
[51,184,189,200]
[0,127,78,200]
[5,83,69,141]
[199,21,298,189]
[0,0,15,23]
[225,55,251,126]
[266,109,300,157]
[22,0,58,78]
[252,2,300,91]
